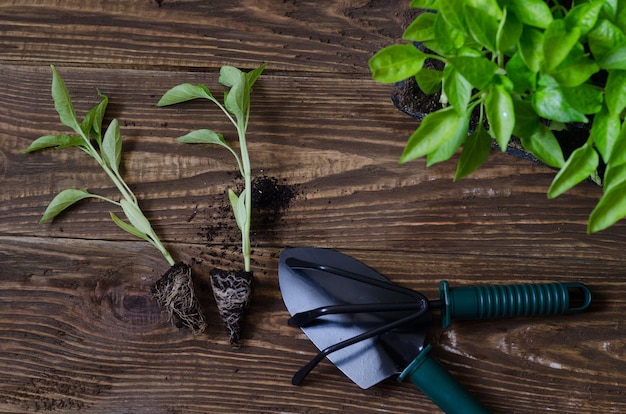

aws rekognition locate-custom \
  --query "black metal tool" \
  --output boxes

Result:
[278,247,592,414]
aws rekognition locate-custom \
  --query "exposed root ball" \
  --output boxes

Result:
[152,262,207,335]
[210,269,253,348]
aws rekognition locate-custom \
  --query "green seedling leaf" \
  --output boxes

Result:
[548,142,599,198]
[80,90,108,145]
[448,56,498,90]
[222,68,247,120]
[157,83,214,106]
[508,0,553,29]
[486,84,515,150]
[606,70,626,114]
[416,68,443,94]
[455,124,492,180]
[245,63,267,88]
[519,124,565,168]
[543,20,581,71]
[228,189,247,232]
[400,106,465,163]
[110,211,148,241]
[592,106,621,163]
[102,119,122,173]
[177,129,229,146]
[561,83,603,115]
[22,134,84,153]
[403,12,436,42]
[369,44,427,83]
[40,189,94,224]
[50,65,81,133]
[588,182,626,233]
[443,65,472,114]
[120,198,154,237]
[518,26,544,73]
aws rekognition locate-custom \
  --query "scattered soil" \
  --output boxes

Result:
[151,262,207,335]
[251,175,299,227]
[210,268,254,348]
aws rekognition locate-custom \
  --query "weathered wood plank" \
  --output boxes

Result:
[0,0,411,73]
[0,236,623,413]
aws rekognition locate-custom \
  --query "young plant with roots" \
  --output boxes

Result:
[24,66,207,334]
[157,63,266,347]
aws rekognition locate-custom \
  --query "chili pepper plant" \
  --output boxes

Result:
[369,0,626,233]
[157,63,266,347]
[24,66,207,334]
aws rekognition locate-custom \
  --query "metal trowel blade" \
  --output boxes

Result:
[278,247,431,389]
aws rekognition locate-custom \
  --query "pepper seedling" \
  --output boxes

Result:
[157,63,266,347]
[24,65,207,334]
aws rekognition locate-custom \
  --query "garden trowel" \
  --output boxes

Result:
[278,247,592,414]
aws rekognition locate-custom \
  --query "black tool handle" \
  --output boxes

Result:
[438,281,592,328]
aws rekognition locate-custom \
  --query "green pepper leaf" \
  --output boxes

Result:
[519,124,565,168]
[486,84,515,150]
[603,162,626,193]
[454,123,492,180]
[548,142,599,198]
[369,44,427,83]
[592,106,621,163]
[448,56,498,89]
[40,189,94,224]
[588,19,626,60]
[506,51,536,93]
[433,12,465,54]
[157,83,213,106]
[605,70,626,114]
[532,76,589,123]
[497,7,523,55]
[550,53,599,87]
[508,0,553,29]
[438,0,467,32]
[427,111,469,166]
[410,0,438,9]
[101,119,122,173]
[465,5,499,51]
[415,69,443,94]
[400,106,465,163]
[443,65,472,114]
[518,26,544,73]
[598,44,626,69]
[565,0,604,36]
[543,20,581,71]
[403,12,437,42]
[608,122,626,165]
[511,97,541,138]
[588,182,626,233]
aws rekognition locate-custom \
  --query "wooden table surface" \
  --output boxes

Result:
[1,1,625,413]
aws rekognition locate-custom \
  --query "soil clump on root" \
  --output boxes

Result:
[152,262,207,335]
[210,268,254,348]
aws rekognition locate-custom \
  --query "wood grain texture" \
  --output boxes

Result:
[1,1,625,413]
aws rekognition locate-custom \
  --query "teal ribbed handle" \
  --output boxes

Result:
[439,281,592,328]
